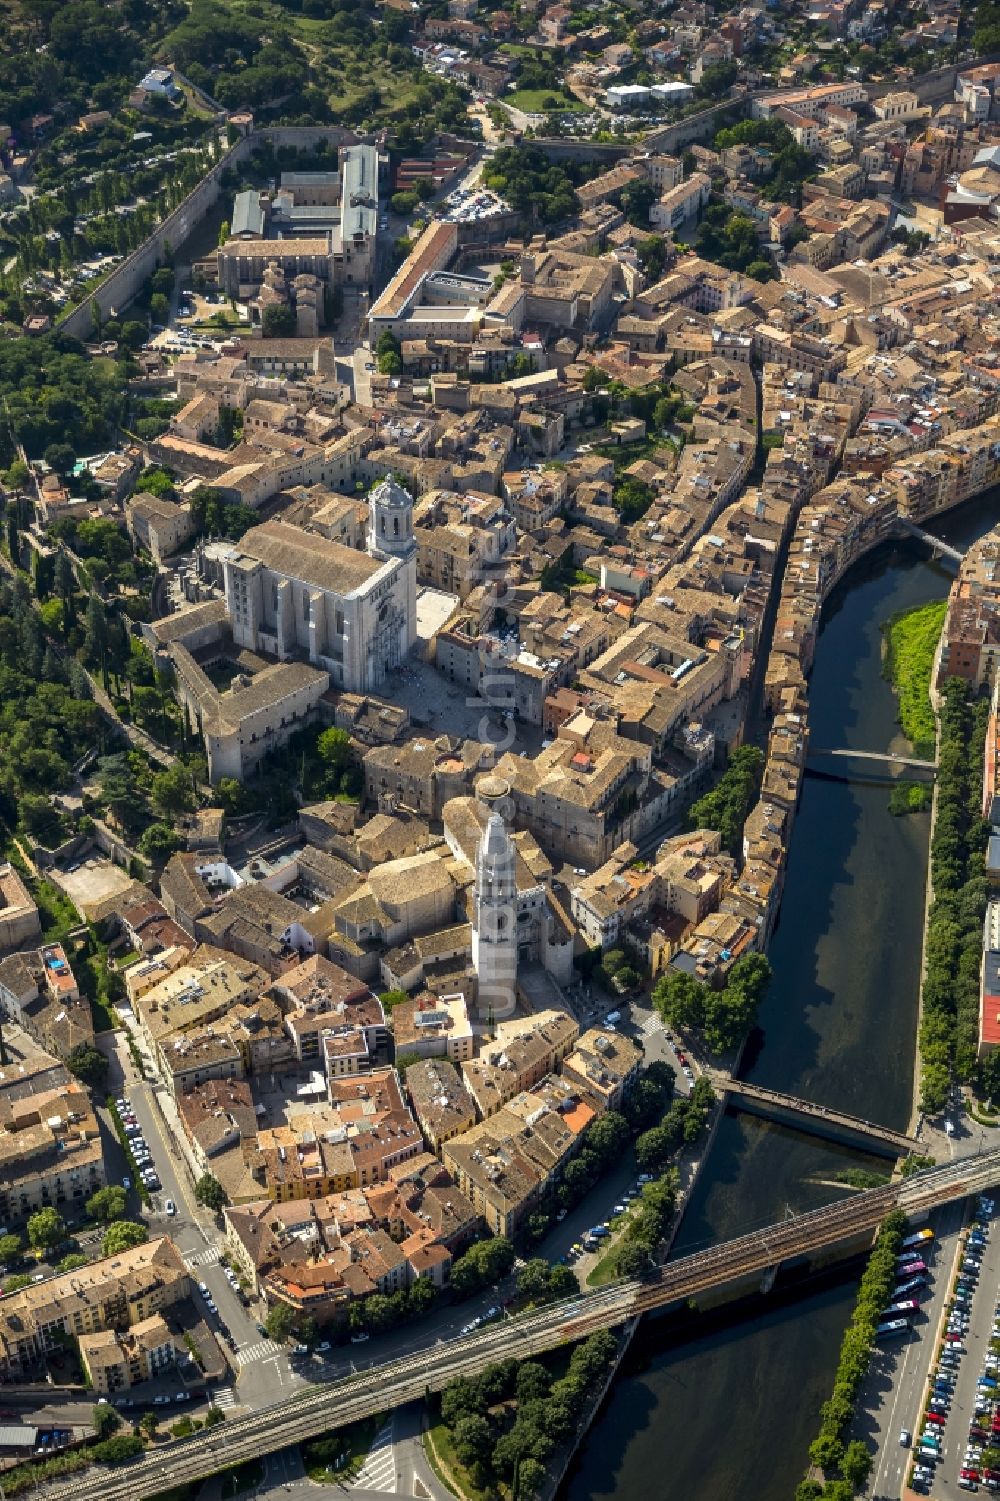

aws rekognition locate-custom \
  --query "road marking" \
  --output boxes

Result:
[238,1338,284,1365]
[184,1246,221,1269]
[211,1385,237,1410]
[354,1420,396,1492]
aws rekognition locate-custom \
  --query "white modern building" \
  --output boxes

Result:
[223,478,417,694]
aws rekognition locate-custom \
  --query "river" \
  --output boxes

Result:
[563,492,1000,1501]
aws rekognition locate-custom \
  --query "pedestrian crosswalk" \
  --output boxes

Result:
[640,1013,664,1036]
[210,1385,237,1411]
[183,1246,221,1269]
[237,1337,283,1365]
[353,1420,395,1493]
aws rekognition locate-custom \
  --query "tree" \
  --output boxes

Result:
[808,1433,843,1472]
[620,179,655,227]
[262,304,296,338]
[83,594,108,669]
[654,969,708,1032]
[120,320,148,351]
[151,763,196,818]
[58,1253,89,1272]
[451,1414,492,1470]
[4,459,30,491]
[264,1301,298,1343]
[138,822,182,862]
[634,1124,676,1174]
[27,1206,65,1252]
[317,727,352,777]
[102,1220,148,1256]
[87,1186,127,1224]
[149,293,169,324]
[98,752,140,831]
[840,1440,873,1490]
[194,1173,228,1211]
[0,1232,22,1266]
[516,1257,551,1302]
[451,1236,515,1296]
[139,1409,159,1438]
[517,1457,547,1498]
[93,1403,121,1440]
[67,1042,108,1091]
[44,442,75,477]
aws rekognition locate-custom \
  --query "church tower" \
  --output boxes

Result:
[368,475,415,559]
[471,812,518,1020]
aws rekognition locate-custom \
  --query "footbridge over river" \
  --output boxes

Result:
[805,748,938,781]
[714,1076,924,1159]
[894,516,967,566]
[40,1150,1000,1501]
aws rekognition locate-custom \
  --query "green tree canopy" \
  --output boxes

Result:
[102,1220,148,1256]
[194,1173,228,1211]
[86,1185,127,1224]
[27,1206,65,1251]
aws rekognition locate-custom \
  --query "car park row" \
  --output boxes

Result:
[906,1197,997,1494]
[112,1095,164,1199]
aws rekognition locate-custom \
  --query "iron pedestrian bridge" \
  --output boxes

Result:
[716,1076,922,1159]
[807,747,938,774]
[895,517,966,566]
[40,1150,1000,1501]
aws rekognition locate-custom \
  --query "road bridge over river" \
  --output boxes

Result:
[717,1076,923,1159]
[39,1149,1000,1501]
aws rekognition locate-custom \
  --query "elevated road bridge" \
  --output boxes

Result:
[38,1148,1000,1501]
[718,1077,923,1159]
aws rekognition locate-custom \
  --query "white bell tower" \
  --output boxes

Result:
[471,813,518,1020]
[368,475,415,559]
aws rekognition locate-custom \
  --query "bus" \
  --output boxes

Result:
[877,1319,911,1339]
[901,1229,935,1250]
[896,1259,927,1277]
[895,1276,927,1296]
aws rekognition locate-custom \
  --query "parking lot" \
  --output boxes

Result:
[441,184,510,223]
[905,1196,1000,1497]
[860,1195,1000,1500]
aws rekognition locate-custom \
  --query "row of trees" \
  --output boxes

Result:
[605,1171,679,1280]
[919,680,992,1112]
[687,743,765,855]
[652,953,773,1057]
[796,1210,906,1501]
[634,1076,717,1178]
[438,1329,618,1499]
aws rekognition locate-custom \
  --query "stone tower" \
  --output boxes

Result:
[367,475,415,560]
[471,812,518,1020]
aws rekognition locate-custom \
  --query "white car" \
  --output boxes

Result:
[164,1199,176,1216]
